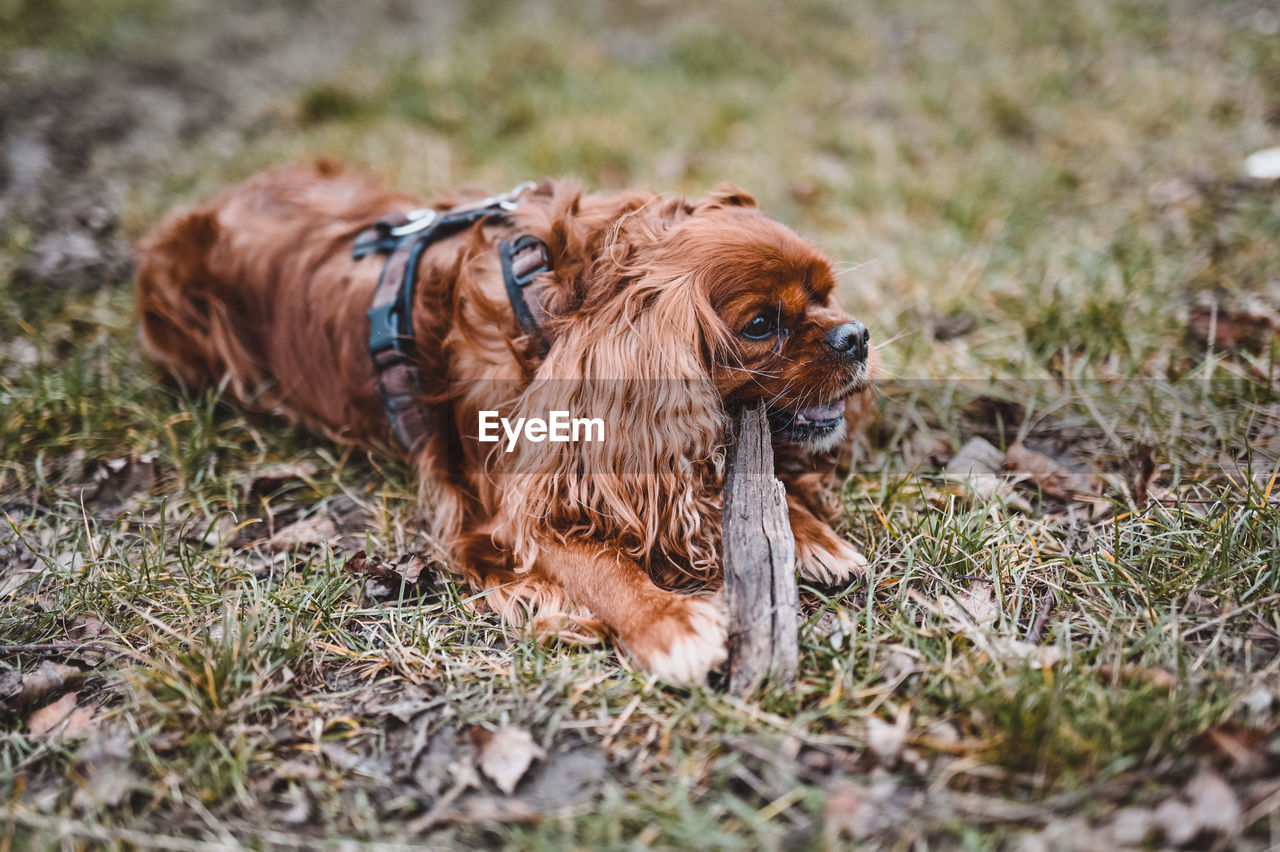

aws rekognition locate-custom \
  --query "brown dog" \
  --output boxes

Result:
[136,160,876,683]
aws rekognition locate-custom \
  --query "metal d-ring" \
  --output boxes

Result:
[389,208,439,238]
[497,181,538,211]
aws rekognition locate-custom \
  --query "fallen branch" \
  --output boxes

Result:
[0,643,106,657]
[722,401,799,694]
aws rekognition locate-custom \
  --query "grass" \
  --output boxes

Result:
[3,0,1280,847]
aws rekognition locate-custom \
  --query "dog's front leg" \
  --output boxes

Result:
[784,485,869,588]
[536,540,726,685]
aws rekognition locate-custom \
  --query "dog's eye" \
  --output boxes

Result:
[741,313,779,340]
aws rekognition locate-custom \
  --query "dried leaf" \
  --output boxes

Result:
[71,725,136,810]
[69,615,107,640]
[19,661,77,704]
[0,566,43,599]
[988,637,1062,668]
[64,701,95,736]
[356,681,433,722]
[918,720,963,751]
[243,461,319,496]
[1196,723,1271,778]
[1242,688,1275,726]
[267,515,336,551]
[472,726,543,796]
[943,437,1024,505]
[1004,441,1101,501]
[1153,768,1242,845]
[1154,798,1197,846]
[932,586,1061,669]
[0,336,38,377]
[901,431,953,470]
[273,759,323,781]
[440,795,541,826]
[28,692,78,734]
[319,742,383,776]
[878,644,923,684]
[1186,769,1242,833]
[945,437,1004,476]
[824,779,873,842]
[344,550,440,599]
[959,396,1024,430]
[932,311,976,341]
[1109,807,1155,846]
[938,585,1000,632]
[406,759,482,833]
[85,454,156,513]
[1097,663,1176,689]
[410,728,469,801]
[866,706,910,764]
[1184,591,1219,617]
[0,666,21,702]
[275,786,313,825]
[824,776,909,841]
[1188,291,1280,350]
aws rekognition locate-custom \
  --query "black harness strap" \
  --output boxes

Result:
[499,234,553,357]
[355,183,553,454]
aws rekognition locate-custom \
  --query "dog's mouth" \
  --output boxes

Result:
[766,397,849,445]
[761,368,874,450]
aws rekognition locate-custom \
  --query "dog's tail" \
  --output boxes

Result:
[135,206,272,403]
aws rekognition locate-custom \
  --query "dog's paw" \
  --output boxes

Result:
[795,531,869,587]
[622,596,727,685]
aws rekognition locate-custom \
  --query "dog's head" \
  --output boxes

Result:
[502,183,875,575]
[550,184,876,454]
[681,186,876,453]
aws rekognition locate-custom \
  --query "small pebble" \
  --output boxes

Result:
[1243,147,1280,181]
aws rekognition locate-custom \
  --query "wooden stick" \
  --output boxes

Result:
[0,643,106,656]
[722,401,799,694]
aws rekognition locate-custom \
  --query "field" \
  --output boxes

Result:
[2,0,1280,847]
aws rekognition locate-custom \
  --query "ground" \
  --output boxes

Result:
[2,0,1280,848]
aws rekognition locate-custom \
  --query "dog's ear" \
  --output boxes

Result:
[520,187,696,312]
[696,182,757,212]
[646,193,699,224]
[499,268,729,580]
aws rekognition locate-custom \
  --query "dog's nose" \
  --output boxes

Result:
[824,321,869,360]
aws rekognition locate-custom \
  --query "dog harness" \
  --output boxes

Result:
[352,182,553,454]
